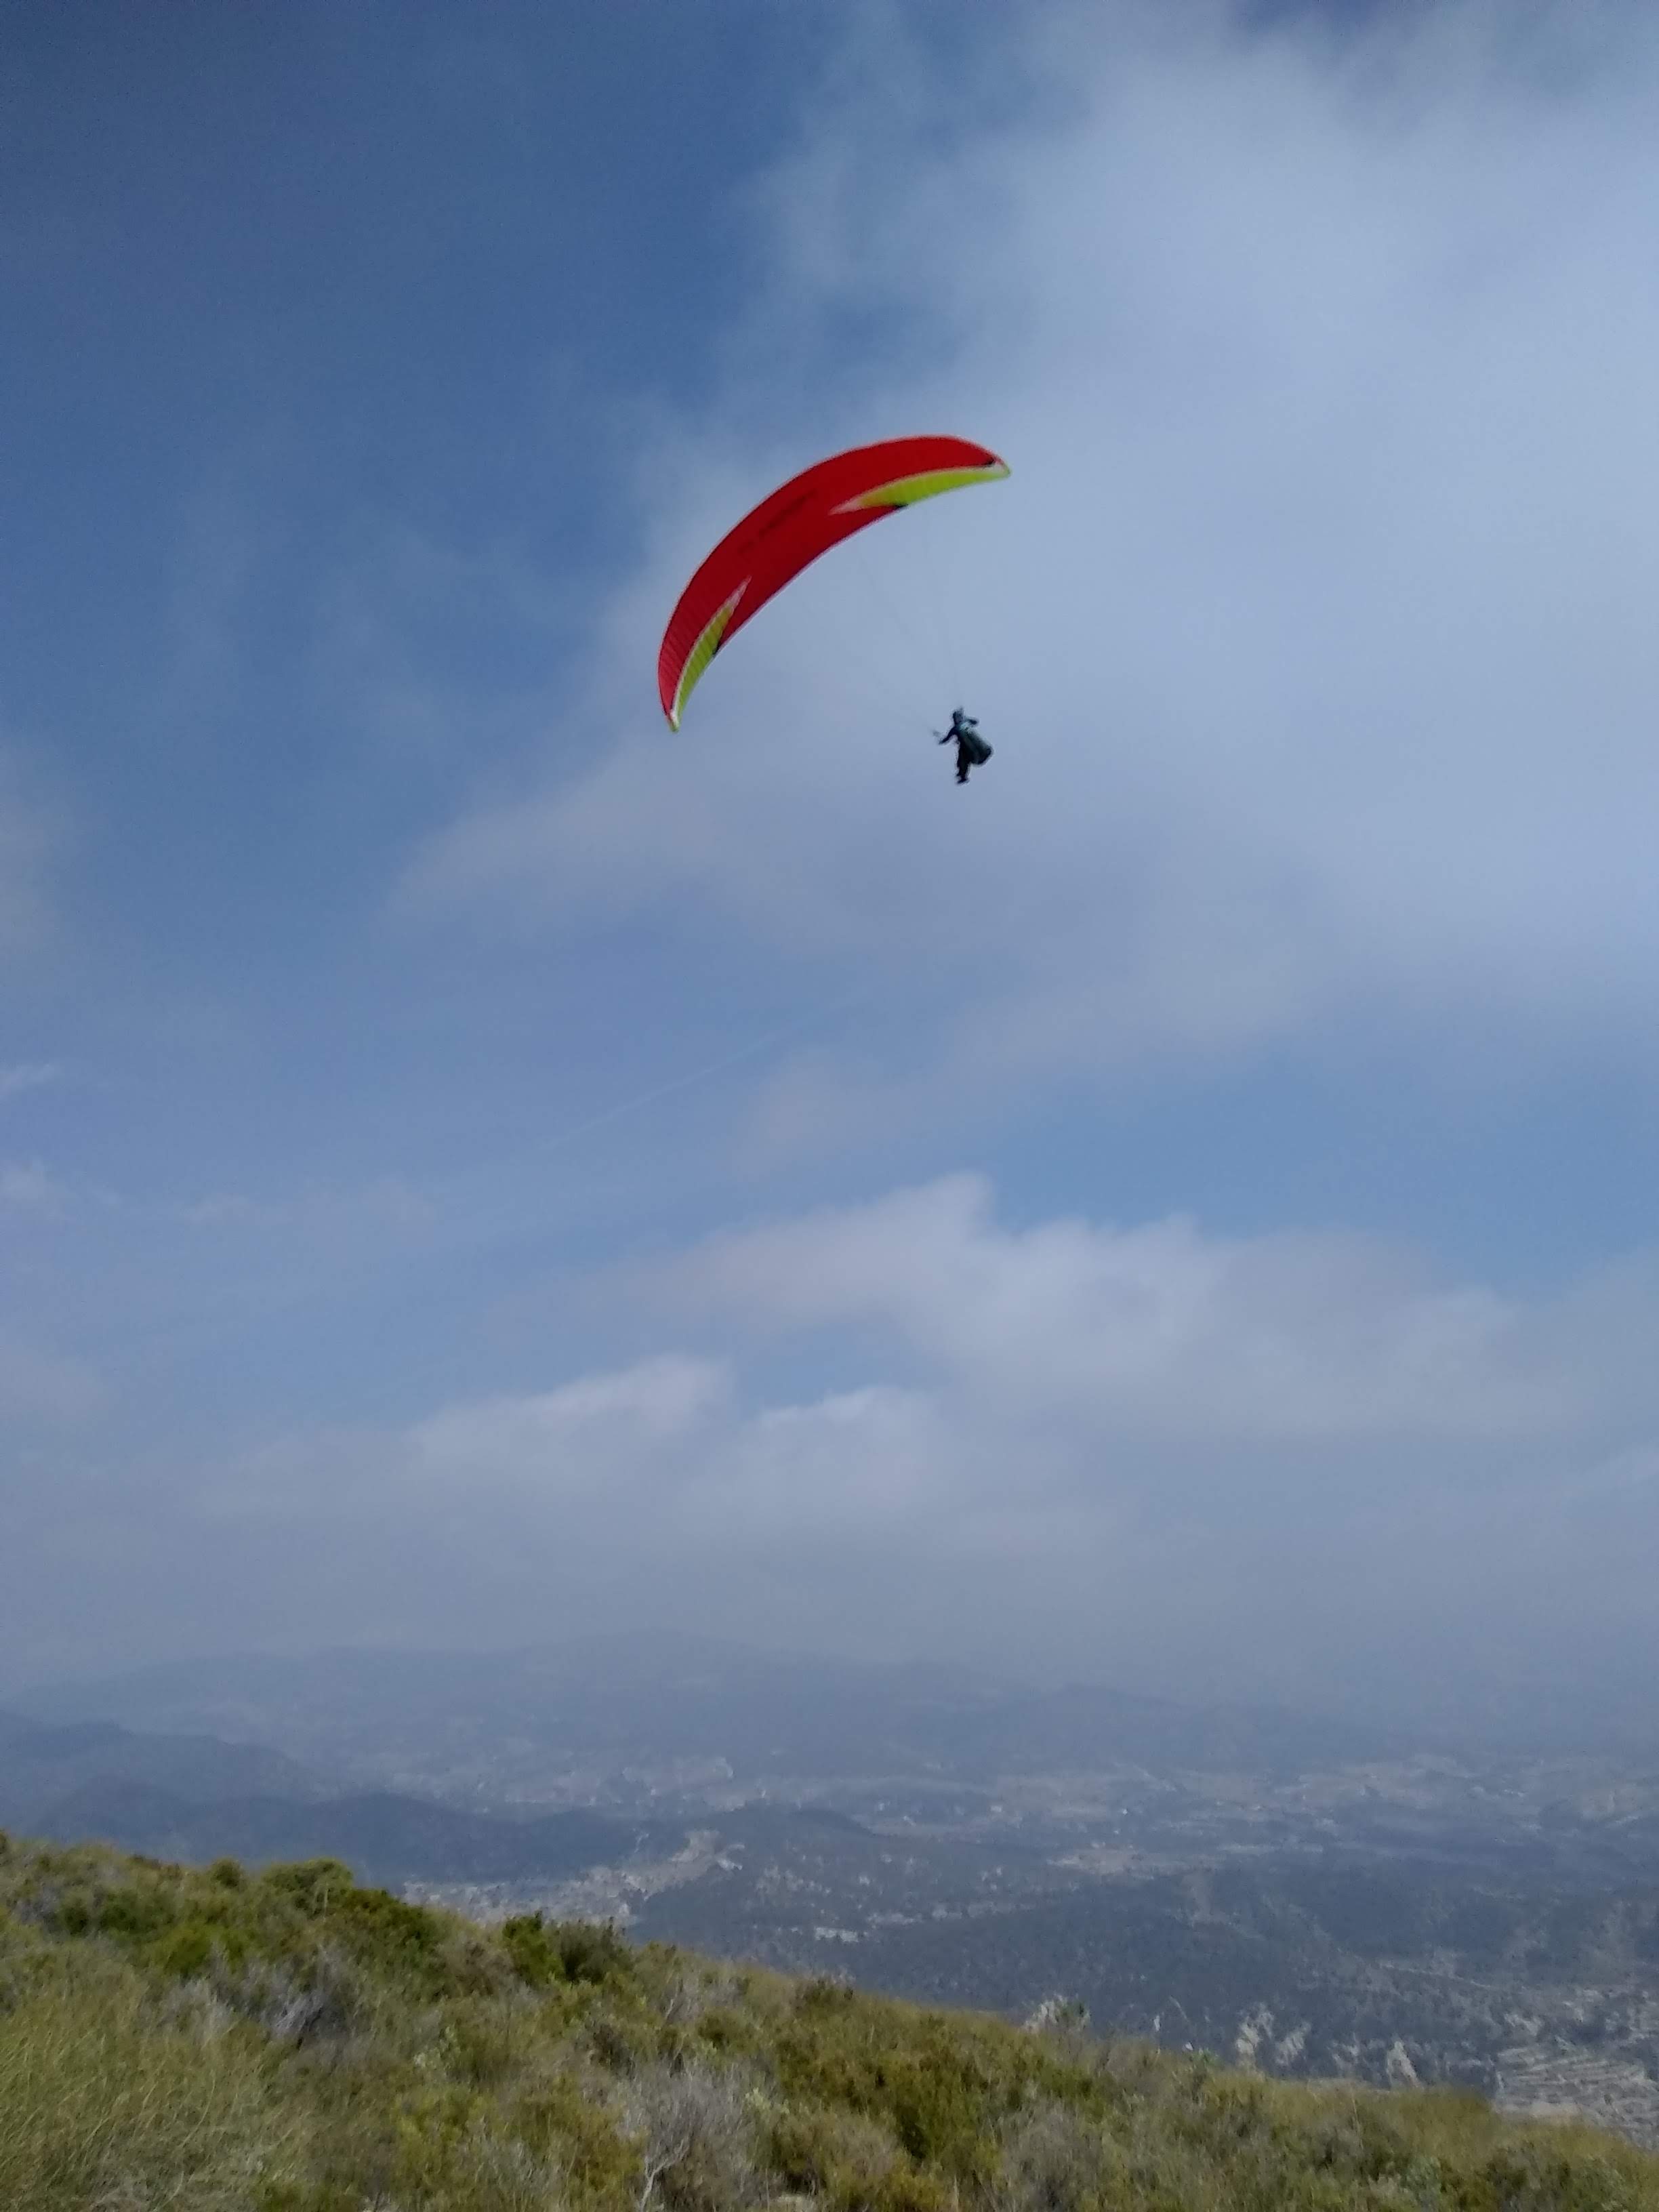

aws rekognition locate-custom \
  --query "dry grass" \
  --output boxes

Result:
[0,1948,303,2209]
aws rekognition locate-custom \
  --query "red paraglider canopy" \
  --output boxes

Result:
[657,435,1008,728]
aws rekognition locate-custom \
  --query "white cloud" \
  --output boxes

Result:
[203,1355,731,1523]
[653,1172,1599,1443]
[0,1160,68,1217]
[409,1,1659,1136]
[176,1173,1659,1706]
[411,1354,730,1496]
[0,1063,60,1104]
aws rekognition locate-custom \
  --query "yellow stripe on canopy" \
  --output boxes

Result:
[670,591,744,729]
[836,460,1011,512]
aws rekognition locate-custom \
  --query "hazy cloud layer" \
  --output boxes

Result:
[7,1170,1639,1718]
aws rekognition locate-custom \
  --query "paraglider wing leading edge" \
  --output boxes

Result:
[657,436,1009,728]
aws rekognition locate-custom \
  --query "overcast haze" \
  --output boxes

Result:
[4,0,1658,1726]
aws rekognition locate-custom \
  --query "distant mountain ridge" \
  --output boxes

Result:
[0,1706,331,1832]
[9,1633,1410,1787]
[33,1779,662,1889]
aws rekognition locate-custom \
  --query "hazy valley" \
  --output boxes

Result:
[7,1637,1659,2148]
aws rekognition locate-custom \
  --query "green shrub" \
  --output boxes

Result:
[556,1917,634,1986]
[96,1883,175,1941]
[499,1911,632,1994]
[152,1919,218,1978]
[333,1881,444,1975]
[262,1857,356,1914]
[54,1891,92,1937]
[501,1910,561,1987]
[767,2101,903,2199]
[512,2068,638,2207]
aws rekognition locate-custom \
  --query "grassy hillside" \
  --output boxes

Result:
[1,1827,1656,2212]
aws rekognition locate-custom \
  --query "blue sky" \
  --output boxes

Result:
[5,0,1659,1723]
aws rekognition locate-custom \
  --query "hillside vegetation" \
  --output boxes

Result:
[1,1828,1656,2212]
